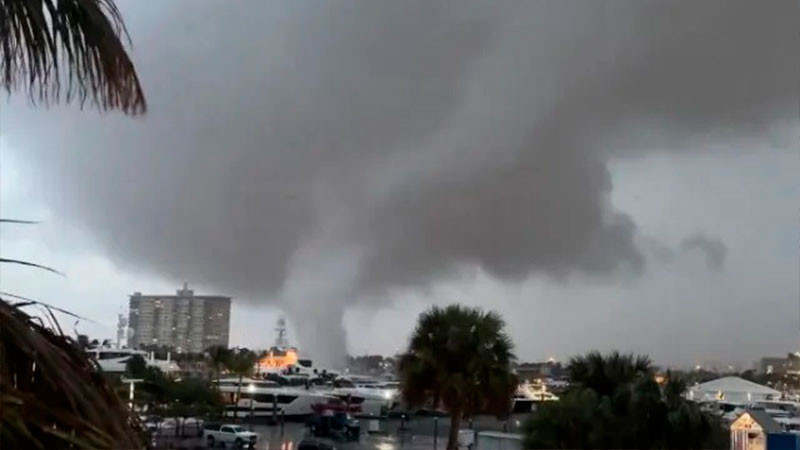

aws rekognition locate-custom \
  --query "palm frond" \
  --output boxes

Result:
[0,0,146,114]
[0,257,64,275]
[0,299,142,448]
[0,218,40,224]
[1,291,97,324]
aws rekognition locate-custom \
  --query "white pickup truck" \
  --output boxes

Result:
[203,423,258,448]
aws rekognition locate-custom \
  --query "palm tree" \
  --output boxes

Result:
[225,349,258,419]
[566,350,652,397]
[522,387,601,449]
[0,0,146,114]
[206,345,231,388]
[523,351,727,449]
[398,304,517,450]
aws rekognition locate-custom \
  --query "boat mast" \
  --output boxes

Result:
[275,317,289,348]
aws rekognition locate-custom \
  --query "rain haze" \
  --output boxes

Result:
[1,0,798,369]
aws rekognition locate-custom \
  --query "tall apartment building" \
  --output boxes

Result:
[128,283,231,353]
[759,352,800,375]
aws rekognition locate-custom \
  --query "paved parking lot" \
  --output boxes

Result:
[150,415,527,449]
[153,422,436,449]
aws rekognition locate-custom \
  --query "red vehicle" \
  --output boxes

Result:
[311,398,361,415]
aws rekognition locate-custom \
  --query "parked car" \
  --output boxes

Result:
[178,417,204,437]
[203,423,258,448]
[149,417,204,437]
[141,415,163,434]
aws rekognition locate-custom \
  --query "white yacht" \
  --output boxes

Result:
[323,377,397,417]
[255,373,396,417]
[512,381,559,412]
[749,400,800,416]
[215,377,334,418]
[747,400,800,433]
[699,400,747,422]
[775,416,800,433]
[252,318,396,417]
[87,347,180,374]
[254,318,395,416]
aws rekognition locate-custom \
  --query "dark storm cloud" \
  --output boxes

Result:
[682,233,728,270]
[639,237,675,264]
[351,0,797,293]
[1,0,796,362]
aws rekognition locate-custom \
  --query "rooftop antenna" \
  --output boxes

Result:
[178,281,193,296]
[275,317,289,348]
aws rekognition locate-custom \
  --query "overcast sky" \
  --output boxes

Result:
[1,0,798,369]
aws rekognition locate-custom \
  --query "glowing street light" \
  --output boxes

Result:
[248,384,256,430]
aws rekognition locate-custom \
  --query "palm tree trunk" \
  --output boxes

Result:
[234,374,242,419]
[446,405,463,450]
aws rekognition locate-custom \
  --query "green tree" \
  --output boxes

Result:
[567,351,652,397]
[206,345,231,387]
[123,357,171,414]
[226,349,258,419]
[125,354,148,378]
[163,377,223,436]
[398,305,517,450]
[123,360,222,436]
[523,352,728,449]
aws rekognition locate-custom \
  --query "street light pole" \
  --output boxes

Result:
[248,384,255,431]
[121,377,143,411]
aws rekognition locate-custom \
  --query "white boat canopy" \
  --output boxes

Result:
[688,376,780,403]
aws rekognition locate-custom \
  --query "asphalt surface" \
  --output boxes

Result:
[151,414,529,449]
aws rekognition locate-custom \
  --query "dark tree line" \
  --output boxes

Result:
[523,351,728,449]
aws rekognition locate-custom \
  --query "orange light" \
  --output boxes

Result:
[259,348,299,369]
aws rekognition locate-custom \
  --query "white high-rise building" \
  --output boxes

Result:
[128,283,231,353]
